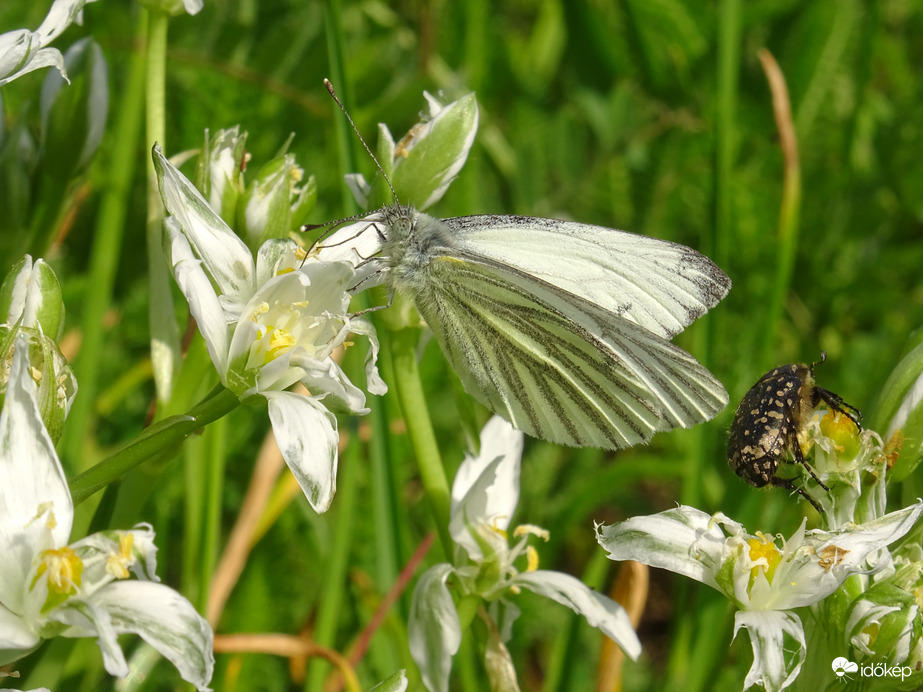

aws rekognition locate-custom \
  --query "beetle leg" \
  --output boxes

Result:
[813,387,862,431]
[790,433,830,491]
[769,476,824,514]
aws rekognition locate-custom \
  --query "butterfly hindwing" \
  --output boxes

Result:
[412,250,727,449]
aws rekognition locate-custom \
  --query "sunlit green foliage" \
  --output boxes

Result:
[2,1,922,690]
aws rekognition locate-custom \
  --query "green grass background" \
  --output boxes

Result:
[1,1,922,690]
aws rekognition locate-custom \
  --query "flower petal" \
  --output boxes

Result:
[512,570,641,660]
[452,415,523,517]
[0,45,66,87]
[733,610,806,692]
[347,317,388,396]
[0,339,72,614]
[409,563,461,692]
[313,220,386,291]
[450,417,523,555]
[0,602,40,662]
[35,0,95,43]
[51,599,127,677]
[0,0,96,86]
[85,581,213,691]
[290,355,369,415]
[162,218,231,376]
[263,391,338,513]
[595,505,735,592]
[153,145,255,305]
[809,500,923,571]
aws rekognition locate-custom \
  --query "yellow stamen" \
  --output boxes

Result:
[747,532,782,590]
[525,545,539,573]
[34,502,58,531]
[513,524,550,542]
[33,546,82,595]
[488,516,509,539]
[106,532,135,579]
[268,328,296,358]
[862,622,879,648]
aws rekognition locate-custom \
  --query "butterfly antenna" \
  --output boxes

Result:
[324,78,400,205]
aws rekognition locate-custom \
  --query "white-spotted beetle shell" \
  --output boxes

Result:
[727,352,861,512]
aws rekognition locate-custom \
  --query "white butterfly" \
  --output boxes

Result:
[321,204,730,450]
[316,81,730,449]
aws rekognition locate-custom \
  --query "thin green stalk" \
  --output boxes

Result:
[387,327,452,555]
[68,386,240,505]
[367,389,405,675]
[712,0,740,276]
[180,415,227,612]
[107,337,216,528]
[305,427,362,692]
[667,0,741,687]
[382,328,480,692]
[324,0,358,214]
[181,427,207,608]
[145,8,180,404]
[757,49,802,369]
[681,0,741,510]
[542,549,609,692]
[202,415,227,611]
[62,12,148,471]
[370,331,404,605]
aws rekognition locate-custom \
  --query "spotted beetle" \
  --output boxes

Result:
[727,352,861,512]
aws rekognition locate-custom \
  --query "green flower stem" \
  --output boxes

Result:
[145,8,180,403]
[68,386,240,505]
[61,11,148,471]
[456,595,480,633]
[387,326,453,556]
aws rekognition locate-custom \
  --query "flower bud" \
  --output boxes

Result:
[238,151,315,247]
[195,126,248,224]
[358,91,479,211]
[846,582,921,665]
[0,255,65,340]
[0,329,76,444]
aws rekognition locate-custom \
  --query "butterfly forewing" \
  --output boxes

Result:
[444,215,730,339]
